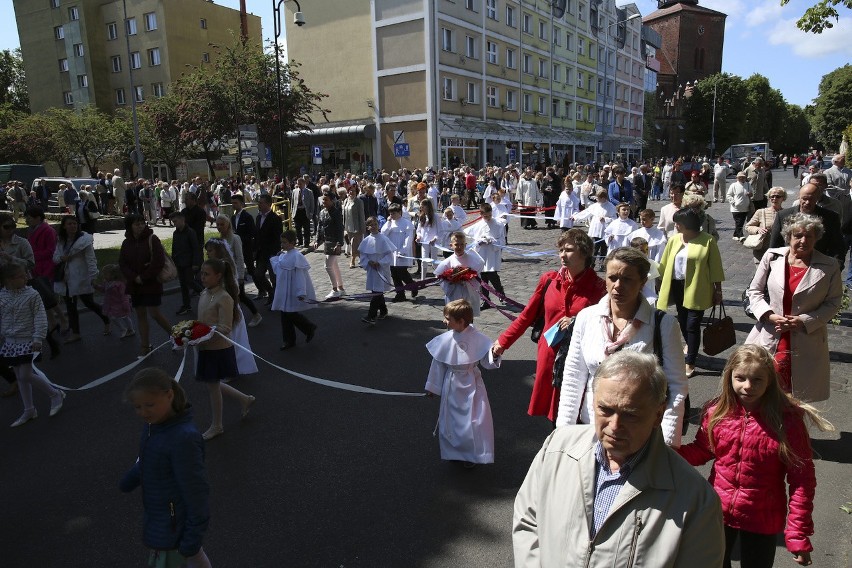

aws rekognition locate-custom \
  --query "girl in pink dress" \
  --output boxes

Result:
[95,264,135,338]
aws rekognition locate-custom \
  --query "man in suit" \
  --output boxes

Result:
[231,194,256,278]
[359,183,379,220]
[291,177,315,248]
[254,194,283,303]
[769,182,845,269]
[632,164,651,218]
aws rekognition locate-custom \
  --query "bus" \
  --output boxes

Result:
[721,143,774,169]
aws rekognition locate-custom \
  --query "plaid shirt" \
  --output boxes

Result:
[592,438,651,538]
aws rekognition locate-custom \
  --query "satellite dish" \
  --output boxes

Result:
[552,0,566,19]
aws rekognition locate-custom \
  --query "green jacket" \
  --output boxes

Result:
[656,231,725,311]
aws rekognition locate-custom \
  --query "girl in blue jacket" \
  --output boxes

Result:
[121,368,211,567]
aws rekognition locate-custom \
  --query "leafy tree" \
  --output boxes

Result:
[780,0,852,33]
[739,74,786,145]
[683,73,748,156]
[47,106,123,176]
[810,64,852,151]
[776,103,814,155]
[0,48,29,113]
[642,92,664,158]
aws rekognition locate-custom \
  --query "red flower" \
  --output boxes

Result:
[439,267,478,283]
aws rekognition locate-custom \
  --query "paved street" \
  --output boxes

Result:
[1,170,850,567]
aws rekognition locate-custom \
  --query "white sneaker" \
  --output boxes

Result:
[248,314,263,328]
[325,290,337,299]
[336,289,345,297]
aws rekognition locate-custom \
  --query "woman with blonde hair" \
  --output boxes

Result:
[744,186,787,263]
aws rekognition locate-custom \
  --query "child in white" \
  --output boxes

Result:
[381,204,418,300]
[604,203,639,250]
[629,209,667,263]
[466,203,506,309]
[95,264,135,339]
[572,189,616,264]
[358,217,395,323]
[433,232,485,316]
[553,183,580,229]
[270,229,317,348]
[630,236,660,305]
[438,207,462,254]
[425,299,501,466]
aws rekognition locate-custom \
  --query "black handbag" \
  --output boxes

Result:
[551,321,574,389]
[702,302,736,356]
[529,275,555,342]
[53,260,66,283]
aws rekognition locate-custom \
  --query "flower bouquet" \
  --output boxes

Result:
[439,267,478,284]
[171,320,215,348]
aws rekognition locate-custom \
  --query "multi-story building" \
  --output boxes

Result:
[285,0,657,173]
[13,0,260,114]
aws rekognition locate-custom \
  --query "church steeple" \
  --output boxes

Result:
[658,0,699,8]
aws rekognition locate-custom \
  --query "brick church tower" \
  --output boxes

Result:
[643,0,727,157]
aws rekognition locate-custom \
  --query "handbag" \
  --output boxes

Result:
[53,260,66,283]
[529,274,555,342]
[702,302,736,356]
[550,320,575,389]
[742,210,768,249]
[148,235,177,283]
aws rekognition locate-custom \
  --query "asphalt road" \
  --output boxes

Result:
[1,169,850,567]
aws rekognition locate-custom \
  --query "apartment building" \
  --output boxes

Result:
[13,0,260,114]
[285,0,656,172]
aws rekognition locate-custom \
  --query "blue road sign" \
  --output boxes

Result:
[393,143,410,158]
[508,148,517,162]
[312,146,322,158]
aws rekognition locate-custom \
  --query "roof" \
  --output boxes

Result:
[642,2,727,23]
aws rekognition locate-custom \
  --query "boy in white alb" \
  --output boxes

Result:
[425,299,501,467]
[380,204,417,302]
[629,209,667,263]
[270,230,318,349]
[554,183,580,230]
[604,203,639,250]
[572,189,616,268]
[433,231,485,316]
[465,203,506,311]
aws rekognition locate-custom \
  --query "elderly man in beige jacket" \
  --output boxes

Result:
[513,350,724,568]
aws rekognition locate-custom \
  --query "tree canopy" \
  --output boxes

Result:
[810,64,852,151]
[0,48,28,114]
[780,0,852,33]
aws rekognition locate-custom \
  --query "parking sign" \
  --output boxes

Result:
[393,143,410,158]
[312,145,322,165]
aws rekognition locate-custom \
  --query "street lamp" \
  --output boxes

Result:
[273,0,302,181]
[599,13,640,163]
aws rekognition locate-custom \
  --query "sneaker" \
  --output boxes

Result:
[361,315,376,325]
[324,290,338,300]
[335,289,345,297]
[480,302,490,311]
[176,306,191,315]
[248,313,263,328]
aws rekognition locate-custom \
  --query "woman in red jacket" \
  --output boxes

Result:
[678,345,832,567]
[491,229,605,425]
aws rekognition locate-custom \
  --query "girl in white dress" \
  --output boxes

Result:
[425,299,501,467]
[604,204,639,250]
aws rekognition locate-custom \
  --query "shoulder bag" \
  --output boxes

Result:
[550,318,575,389]
[702,301,736,356]
[742,210,768,249]
[529,274,555,342]
[148,234,177,283]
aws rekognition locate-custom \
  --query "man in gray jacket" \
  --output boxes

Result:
[513,351,724,567]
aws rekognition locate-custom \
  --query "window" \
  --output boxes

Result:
[115,89,126,105]
[144,12,157,31]
[579,2,586,21]
[506,48,516,69]
[578,38,584,56]
[566,32,573,51]
[506,90,516,110]
[68,6,79,20]
[598,46,604,63]
[152,83,165,98]
[606,80,612,96]
[58,58,68,72]
[538,96,546,115]
[522,54,531,74]
[577,71,584,89]
[466,82,477,104]
[597,77,603,94]
[465,36,477,59]
[200,18,207,29]
[506,5,516,27]
[63,91,73,105]
[588,76,593,91]
[201,52,210,63]
[73,43,84,57]
[588,107,594,122]
[77,74,88,88]
[442,77,454,100]
[538,58,547,78]
[538,20,547,40]
[107,22,117,40]
[566,67,572,85]
[523,93,531,113]
[597,109,603,124]
[54,26,64,40]
[465,0,477,11]
[576,103,583,120]
[111,55,121,72]
[50,0,59,7]
[552,98,559,117]
[486,41,497,64]
[486,86,498,107]
[564,100,572,118]
[553,27,561,46]
[552,64,561,82]
[522,13,531,34]
[486,0,496,20]
[130,51,141,69]
[125,17,137,35]
[441,28,453,52]
[134,86,144,103]
[148,48,161,66]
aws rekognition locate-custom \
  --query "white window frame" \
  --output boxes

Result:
[552,64,561,82]
[51,0,60,8]
[523,93,532,113]
[506,5,516,28]
[538,20,547,41]
[552,98,559,118]
[466,82,478,104]
[442,77,455,101]
[441,28,454,52]
[134,86,144,103]
[506,90,516,111]
[73,43,84,57]
[564,100,572,118]
[566,32,573,51]
[486,0,497,20]
[59,58,68,72]
[576,103,583,121]
[578,38,585,56]
[486,86,498,108]
[54,26,64,40]
[130,51,141,69]
[148,47,161,66]
[506,48,516,69]
[107,22,118,40]
[125,17,137,36]
[465,36,477,59]
[522,13,531,34]
[152,83,165,98]
[579,2,586,21]
[111,55,121,73]
[577,71,583,89]
[588,107,594,122]
[63,91,73,105]
[144,12,157,31]
[77,74,88,88]
[200,18,207,29]
[538,59,547,78]
[553,26,561,46]
[522,54,531,75]
[538,96,547,115]
[68,6,79,20]
[465,0,477,11]
[486,41,498,64]
[116,89,126,105]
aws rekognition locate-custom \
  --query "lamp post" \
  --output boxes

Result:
[123,0,143,177]
[600,13,640,163]
[273,0,302,181]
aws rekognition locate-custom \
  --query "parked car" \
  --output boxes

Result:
[32,177,99,213]
[0,164,47,189]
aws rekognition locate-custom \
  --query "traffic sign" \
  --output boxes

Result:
[228,147,239,155]
[227,138,238,146]
[393,143,410,158]
[508,148,517,162]
[239,131,257,139]
[312,145,322,165]
[240,140,257,149]
[241,157,253,165]
[130,149,145,165]
[221,155,237,163]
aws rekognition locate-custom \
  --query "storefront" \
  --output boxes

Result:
[441,137,480,169]
[287,124,376,176]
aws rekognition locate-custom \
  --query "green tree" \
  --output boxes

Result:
[643,91,663,157]
[136,96,192,180]
[0,48,29,113]
[683,73,748,156]
[776,103,814,154]
[739,74,787,144]
[810,64,852,151]
[780,0,852,33]
[47,106,123,176]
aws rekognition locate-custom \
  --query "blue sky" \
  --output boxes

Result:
[3,0,849,108]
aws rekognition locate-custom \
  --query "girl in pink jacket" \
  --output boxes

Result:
[678,344,832,567]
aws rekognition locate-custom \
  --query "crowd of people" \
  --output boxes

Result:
[1,151,848,567]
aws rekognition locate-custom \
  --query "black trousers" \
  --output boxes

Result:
[280,311,315,345]
[520,206,537,228]
[241,239,256,277]
[390,266,415,298]
[238,281,258,315]
[480,271,504,300]
[732,212,748,238]
[294,208,311,246]
[669,279,704,365]
[368,294,387,318]
[177,265,203,308]
[65,293,109,334]
[723,526,777,568]
[254,254,276,295]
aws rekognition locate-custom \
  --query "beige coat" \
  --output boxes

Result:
[513,426,723,568]
[746,247,842,402]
